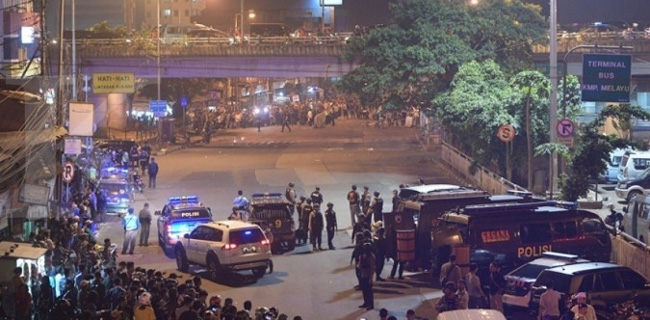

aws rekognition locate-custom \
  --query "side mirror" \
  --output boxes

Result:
[184,234,190,239]
[154,210,161,216]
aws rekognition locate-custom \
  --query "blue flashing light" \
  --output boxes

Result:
[168,195,200,207]
[244,230,252,235]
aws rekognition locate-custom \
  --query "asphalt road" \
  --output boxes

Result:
[96,119,457,320]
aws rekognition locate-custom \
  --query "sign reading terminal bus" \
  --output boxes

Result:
[581,53,631,103]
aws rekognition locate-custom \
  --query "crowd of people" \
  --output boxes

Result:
[186,98,422,135]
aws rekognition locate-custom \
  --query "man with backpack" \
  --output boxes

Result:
[369,191,384,222]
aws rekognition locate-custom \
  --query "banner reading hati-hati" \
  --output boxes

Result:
[68,102,94,136]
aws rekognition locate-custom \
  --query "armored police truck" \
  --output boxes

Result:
[431,201,612,279]
[248,193,295,254]
[393,184,540,270]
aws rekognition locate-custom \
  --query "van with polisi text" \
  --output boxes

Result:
[430,201,611,281]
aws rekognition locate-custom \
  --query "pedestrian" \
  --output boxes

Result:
[539,280,562,320]
[488,261,505,313]
[361,186,371,215]
[308,204,324,251]
[374,228,387,281]
[300,199,313,245]
[347,185,361,226]
[357,242,375,310]
[147,157,159,189]
[310,187,323,207]
[440,254,462,288]
[138,203,152,247]
[466,263,486,309]
[121,208,139,255]
[456,279,469,309]
[435,282,459,313]
[129,144,140,168]
[281,111,292,132]
[261,222,274,273]
[325,202,338,250]
[233,190,250,221]
[391,190,400,212]
[570,292,596,320]
[285,182,296,217]
[139,148,149,176]
[369,191,384,222]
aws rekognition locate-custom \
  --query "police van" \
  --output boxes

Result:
[156,196,213,248]
[98,168,133,215]
[622,194,650,245]
[248,193,295,253]
[394,184,540,269]
[430,201,612,278]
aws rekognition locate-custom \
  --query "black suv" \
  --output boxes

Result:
[530,262,650,319]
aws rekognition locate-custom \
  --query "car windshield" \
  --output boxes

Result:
[229,228,265,245]
[535,271,572,293]
[509,264,550,280]
[611,156,623,167]
[100,183,128,195]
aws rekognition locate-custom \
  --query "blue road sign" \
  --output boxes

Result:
[149,100,167,117]
[180,96,188,108]
[581,54,631,103]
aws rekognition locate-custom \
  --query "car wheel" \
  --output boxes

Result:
[207,254,221,281]
[287,238,296,251]
[252,266,267,278]
[627,190,641,203]
[175,245,189,272]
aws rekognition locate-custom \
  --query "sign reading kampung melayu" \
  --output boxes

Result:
[581,54,631,103]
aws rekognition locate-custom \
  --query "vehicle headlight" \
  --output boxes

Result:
[618,182,627,189]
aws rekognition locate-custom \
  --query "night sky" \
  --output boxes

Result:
[515,0,650,25]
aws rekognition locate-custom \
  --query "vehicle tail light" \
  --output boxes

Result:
[222,243,238,251]
[261,239,269,246]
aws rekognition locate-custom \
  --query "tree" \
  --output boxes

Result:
[341,0,546,111]
[559,104,650,201]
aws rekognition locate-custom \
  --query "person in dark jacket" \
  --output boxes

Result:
[308,204,324,251]
[357,242,376,310]
[147,158,159,189]
[325,202,338,250]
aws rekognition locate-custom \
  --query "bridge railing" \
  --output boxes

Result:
[532,37,650,54]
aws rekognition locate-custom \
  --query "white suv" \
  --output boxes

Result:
[174,220,272,280]
[502,252,589,312]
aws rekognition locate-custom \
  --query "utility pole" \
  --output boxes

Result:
[71,0,77,101]
[39,0,46,78]
[548,0,558,198]
[57,0,66,127]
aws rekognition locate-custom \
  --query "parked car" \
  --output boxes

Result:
[599,148,630,183]
[529,262,650,319]
[174,220,272,280]
[615,167,650,203]
[622,194,650,245]
[503,252,589,312]
[617,150,650,182]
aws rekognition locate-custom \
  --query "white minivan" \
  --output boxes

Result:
[600,148,631,183]
[617,150,650,182]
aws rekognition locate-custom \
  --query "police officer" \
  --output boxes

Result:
[325,202,338,250]
[309,204,324,251]
[310,187,323,207]
[233,190,250,221]
[300,199,313,245]
[138,203,152,247]
[347,185,361,226]
[121,208,139,255]
[374,228,387,281]
[357,242,376,310]
[361,186,371,215]
[296,196,307,244]
[369,191,384,222]
[285,182,297,217]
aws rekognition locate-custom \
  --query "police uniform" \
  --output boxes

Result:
[122,208,140,255]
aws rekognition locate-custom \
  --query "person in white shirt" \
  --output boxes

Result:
[456,279,469,309]
[570,292,596,320]
[539,280,562,320]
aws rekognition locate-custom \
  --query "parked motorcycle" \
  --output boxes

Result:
[132,172,144,193]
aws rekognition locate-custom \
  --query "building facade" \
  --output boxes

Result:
[142,0,207,29]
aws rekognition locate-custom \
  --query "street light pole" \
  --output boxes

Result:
[240,0,244,37]
[548,0,558,198]
[157,0,161,101]
[71,0,76,101]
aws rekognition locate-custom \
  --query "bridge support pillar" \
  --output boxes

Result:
[92,93,129,138]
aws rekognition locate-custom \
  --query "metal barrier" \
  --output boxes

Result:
[610,233,650,280]
[440,141,526,194]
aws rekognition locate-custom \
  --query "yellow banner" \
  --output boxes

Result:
[92,73,135,94]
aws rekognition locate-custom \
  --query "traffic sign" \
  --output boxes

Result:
[497,124,516,143]
[180,96,188,108]
[581,54,631,103]
[62,161,75,183]
[557,136,575,148]
[556,118,575,137]
[149,100,167,118]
